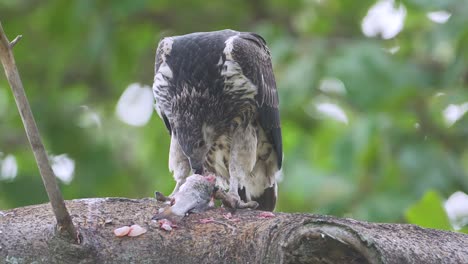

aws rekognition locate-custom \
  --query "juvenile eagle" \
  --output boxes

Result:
[153,30,282,211]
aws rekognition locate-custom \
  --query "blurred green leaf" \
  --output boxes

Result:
[458,226,468,234]
[0,0,467,226]
[405,190,452,231]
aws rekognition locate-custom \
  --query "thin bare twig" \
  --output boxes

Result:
[9,34,22,48]
[0,21,78,242]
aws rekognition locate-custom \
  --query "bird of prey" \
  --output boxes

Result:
[152,29,282,211]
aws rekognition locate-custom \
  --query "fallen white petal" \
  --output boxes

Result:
[316,103,349,124]
[258,212,275,218]
[114,226,131,237]
[318,77,346,95]
[442,102,468,127]
[0,154,18,180]
[444,191,468,230]
[78,105,102,128]
[116,83,154,127]
[362,0,406,39]
[426,11,451,24]
[128,224,147,237]
[158,219,174,231]
[50,154,75,184]
[160,223,172,231]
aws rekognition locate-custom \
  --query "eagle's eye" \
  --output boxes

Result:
[195,141,205,148]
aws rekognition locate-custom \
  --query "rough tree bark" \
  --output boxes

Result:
[0,198,467,264]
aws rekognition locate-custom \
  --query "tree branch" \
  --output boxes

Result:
[8,35,22,48]
[0,21,77,242]
[0,198,467,263]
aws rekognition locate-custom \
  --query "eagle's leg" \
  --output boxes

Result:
[168,133,191,197]
[214,188,258,209]
[226,124,259,210]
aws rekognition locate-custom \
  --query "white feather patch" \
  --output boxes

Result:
[222,36,257,98]
[223,35,237,60]
[153,37,174,117]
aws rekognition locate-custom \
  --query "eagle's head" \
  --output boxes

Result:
[174,121,207,174]
[172,91,229,174]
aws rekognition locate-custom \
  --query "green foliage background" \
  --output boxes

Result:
[1,0,467,229]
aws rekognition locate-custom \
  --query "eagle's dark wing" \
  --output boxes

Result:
[231,33,282,169]
[154,38,173,135]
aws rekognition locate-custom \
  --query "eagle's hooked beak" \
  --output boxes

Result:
[189,159,203,175]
